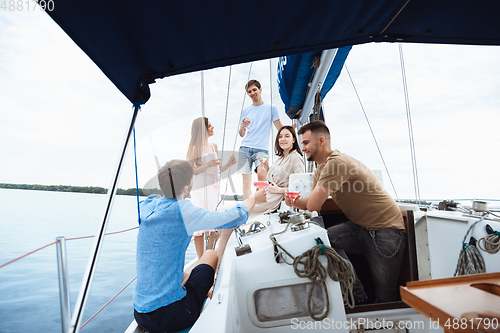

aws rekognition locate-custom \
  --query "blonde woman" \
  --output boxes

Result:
[186,117,236,260]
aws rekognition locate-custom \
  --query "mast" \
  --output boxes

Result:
[298,48,338,126]
[297,48,338,171]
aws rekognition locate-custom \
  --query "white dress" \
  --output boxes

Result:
[190,143,219,237]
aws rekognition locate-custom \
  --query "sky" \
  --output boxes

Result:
[1,9,500,202]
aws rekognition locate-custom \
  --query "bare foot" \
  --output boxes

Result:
[206,269,219,298]
[207,285,214,298]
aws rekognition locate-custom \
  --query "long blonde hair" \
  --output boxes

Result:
[186,117,209,167]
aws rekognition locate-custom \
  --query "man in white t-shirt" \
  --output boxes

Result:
[238,79,283,199]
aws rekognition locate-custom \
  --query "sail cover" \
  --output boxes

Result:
[277,47,351,120]
[44,0,500,105]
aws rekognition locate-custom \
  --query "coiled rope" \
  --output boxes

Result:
[454,219,486,276]
[271,235,355,320]
[478,224,500,254]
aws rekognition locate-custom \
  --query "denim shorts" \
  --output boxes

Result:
[134,264,215,332]
[238,146,268,174]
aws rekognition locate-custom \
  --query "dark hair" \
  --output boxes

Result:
[157,160,193,198]
[275,126,303,157]
[297,120,330,140]
[245,79,261,91]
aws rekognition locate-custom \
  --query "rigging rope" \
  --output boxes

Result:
[398,44,421,204]
[200,71,209,211]
[216,66,232,210]
[133,126,141,224]
[219,66,232,169]
[270,228,355,320]
[269,59,275,165]
[219,63,254,205]
[454,218,486,276]
[345,65,399,199]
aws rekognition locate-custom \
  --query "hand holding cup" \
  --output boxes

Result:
[241,117,251,128]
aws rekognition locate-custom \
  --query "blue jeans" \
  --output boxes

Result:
[327,222,406,303]
[238,146,268,175]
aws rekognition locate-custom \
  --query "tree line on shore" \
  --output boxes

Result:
[0,183,163,196]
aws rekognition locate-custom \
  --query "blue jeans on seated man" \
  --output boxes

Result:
[327,221,407,304]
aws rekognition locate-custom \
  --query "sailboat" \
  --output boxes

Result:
[23,1,500,332]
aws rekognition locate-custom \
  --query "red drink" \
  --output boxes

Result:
[285,191,300,200]
[253,181,269,190]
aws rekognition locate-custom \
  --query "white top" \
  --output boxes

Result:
[240,103,280,151]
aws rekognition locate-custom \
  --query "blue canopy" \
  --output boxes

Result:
[45,0,500,105]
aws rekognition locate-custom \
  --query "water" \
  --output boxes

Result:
[0,189,196,333]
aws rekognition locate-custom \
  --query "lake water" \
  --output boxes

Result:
[0,189,196,333]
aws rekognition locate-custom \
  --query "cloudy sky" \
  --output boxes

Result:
[1,9,500,202]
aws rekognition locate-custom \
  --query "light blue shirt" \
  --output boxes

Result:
[240,103,280,151]
[133,195,249,313]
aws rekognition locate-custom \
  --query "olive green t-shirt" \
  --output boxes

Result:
[312,150,404,230]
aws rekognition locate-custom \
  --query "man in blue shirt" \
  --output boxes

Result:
[238,79,283,199]
[134,159,266,332]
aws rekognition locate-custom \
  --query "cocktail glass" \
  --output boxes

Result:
[253,181,269,190]
[285,191,300,212]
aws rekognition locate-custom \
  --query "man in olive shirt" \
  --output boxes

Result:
[285,121,406,304]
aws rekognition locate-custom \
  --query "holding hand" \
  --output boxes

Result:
[220,154,237,172]
[258,156,269,170]
[228,154,237,166]
[253,188,267,204]
[284,192,300,207]
[205,158,220,168]
[241,117,251,128]
[268,182,282,194]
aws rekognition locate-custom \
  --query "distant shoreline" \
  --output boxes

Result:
[0,183,162,196]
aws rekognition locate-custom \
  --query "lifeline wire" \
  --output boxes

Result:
[0,227,139,269]
[79,277,137,329]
